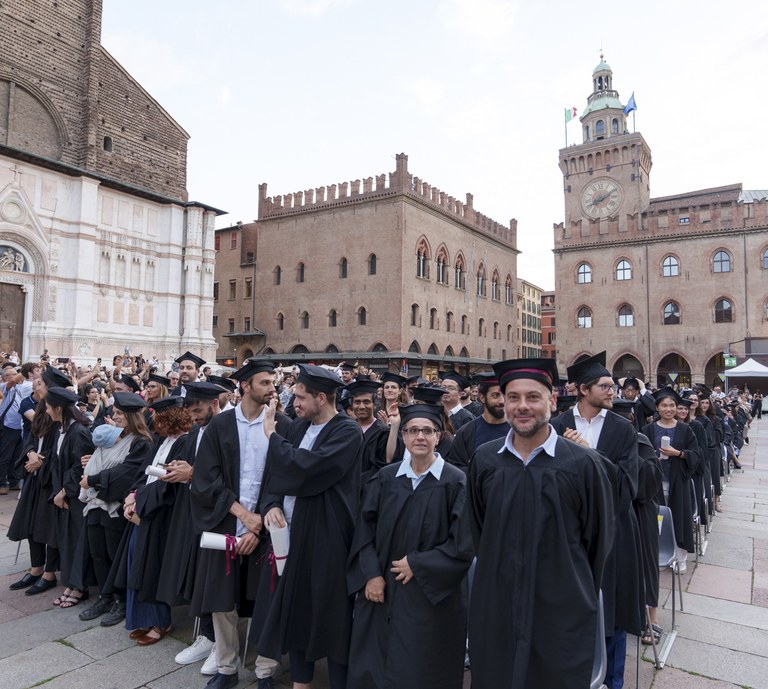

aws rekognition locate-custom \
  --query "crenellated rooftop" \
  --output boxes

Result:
[257,153,517,248]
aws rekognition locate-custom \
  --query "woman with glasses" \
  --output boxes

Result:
[347,403,473,689]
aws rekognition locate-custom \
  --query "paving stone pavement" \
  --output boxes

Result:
[0,417,765,688]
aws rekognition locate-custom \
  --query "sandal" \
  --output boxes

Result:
[53,588,73,606]
[59,589,89,609]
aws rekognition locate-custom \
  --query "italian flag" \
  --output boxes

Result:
[564,107,578,122]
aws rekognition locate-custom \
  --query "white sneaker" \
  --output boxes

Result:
[175,635,215,665]
[201,645,218,675]
[674,561,687,574]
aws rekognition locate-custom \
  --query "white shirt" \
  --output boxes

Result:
[450,403,464,416]
[283,420,329,529]
[573,404,608,449]
[234,404,269,536]
[499,424,559,465]
[146,435,179,485]
[396,452,445,490]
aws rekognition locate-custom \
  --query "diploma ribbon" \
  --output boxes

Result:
[224,534,238,576]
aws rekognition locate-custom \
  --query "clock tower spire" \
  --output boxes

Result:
[559,56,652,228]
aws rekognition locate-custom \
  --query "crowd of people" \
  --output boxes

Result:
[0,348,762,689]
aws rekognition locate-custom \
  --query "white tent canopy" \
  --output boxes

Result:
[725,358,768,377]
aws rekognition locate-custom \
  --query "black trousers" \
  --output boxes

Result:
[29,539,60,573]
[0,426,21,486]
[86,511,124,592]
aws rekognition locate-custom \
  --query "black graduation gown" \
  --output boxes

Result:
[467,435,615,689]
[360,419,389,481]
[551,409,644,635]
[107,435,189,601]
[642,421,698,553]
[633,433,662,608]
[347,461,473,689]
[50,422,94,587]
[257,413,363,666]
[688,417,712,524]
[450,407,474,431]
[8,426,59,546]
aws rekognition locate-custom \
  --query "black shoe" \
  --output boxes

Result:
[79,595,113,621]
[257,678,275,689]
[9,572,41,590]
[9,483,20,491]
[100,596,126,627]
[206,672,239,689]
[25,576,57,595]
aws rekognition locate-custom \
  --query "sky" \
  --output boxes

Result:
[101,0,768,291]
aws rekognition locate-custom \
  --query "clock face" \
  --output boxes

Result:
[581,179,624,219]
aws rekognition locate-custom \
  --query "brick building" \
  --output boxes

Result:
[0,1,220,363]
[541,290,556,359]
[213,153,520,377]
[553,57,768,386]
[516,278,542,358]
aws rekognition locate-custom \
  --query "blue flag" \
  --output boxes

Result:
[623,93,637,115]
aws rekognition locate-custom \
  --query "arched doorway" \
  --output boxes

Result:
[611,353,644,381]
[704,352,726,388]
[656,352,691,388]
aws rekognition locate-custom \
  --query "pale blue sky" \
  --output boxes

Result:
[102,0,768,290]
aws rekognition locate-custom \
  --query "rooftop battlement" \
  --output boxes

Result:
[258,153,517,248]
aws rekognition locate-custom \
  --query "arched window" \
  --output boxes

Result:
[583,124,590,142]
[274,265,282,285]
[436,246,449,285]
[300,311,309,328]
[358,306,367,326]
[577,306,592,328]
[325,344,339,353]
[491,269,500,301]
[507,324,513,341]
[493,321,500,339]
[427,343,439,356]
[611,118,619,134]
[478,318,485,336]
[411,303,420,327]
[339,257,348,278]
[762,248,768,270]
[416,239,430,279]
[476,263,487,297]
[505,274,514,304]
[617,304,634,327]
[663,301,681,325]
[430,308,438,330]
[454,254,466,290]
[408,340,421,354]
[577,263,592,284]
[714,298,733,323]
[461,315,468,335]
[713,250,731,273]
[328,309,337,327]
[297,262,305,283]
[276,312,284,330]
[446,311,454,332]
[662,255,679,277]
[615,259,632,281]
[595,120,605,137]
[368,253,377,275]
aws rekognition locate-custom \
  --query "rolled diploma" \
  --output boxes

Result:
[269,524,290,575]
[145,465,168,478]
[660,436,671,449]
[200,531,241,550]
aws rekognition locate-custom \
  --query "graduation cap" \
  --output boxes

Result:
[381,372,407,387]
[398,403,444,430]
[653,387,684,406]
[621,377,640,390]
[412,385,449,404]
[438,371,469,389]
[555,394,578,414]
[338,362,356,373]
[492,358,560,392]
[296,364,344,394]
[42,366,71,389]
[345,379,382,398]
[473,372,500,391]
[112,391,148,412]
[406,376,428,387]
[230,359,274,382]
[46,387,79,407]
[152,396,185,413]
[207,374,238,392]
[183,381,228,402]
[566,352,610,387]
[636,392,657,418]
[339,396,353,411]
[611,398,636,414]
[175,351,206,369]
[119,374,141,393]
[148,373,171,387]
[695,383,713,397]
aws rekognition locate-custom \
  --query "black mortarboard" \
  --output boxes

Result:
[381,372,407,387]
[695,383,713,397]
[653,387,684,406]
[43,367,71,389]
[230,359,274,382]
[438,371,469,389]
[474,372,500,389]
[622,377,640,390]
[119,374,141,393]
[207,375,238,392]
[112,391,148,412]
[493,358,559,392]
[152,396,185,413]
[148,373,171,387]
[636,392,657,418]
[555,394,578,414]
[340,396,353,411]
[46,387,79,407]
[412,385,448,404]
[338,362,356,372]
[183,381,228,402]
[399,403,444,430]
[175,351,206,369]
[296,364,344,394]
[566,352,611,387]
[345,379,382,398]
[611,399,637,414]
[406,376,428,386]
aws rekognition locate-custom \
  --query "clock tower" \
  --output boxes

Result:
[560,56,652,229]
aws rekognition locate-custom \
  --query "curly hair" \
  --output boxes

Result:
[153,405,193,437]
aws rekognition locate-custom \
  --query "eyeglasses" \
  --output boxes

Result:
[441,385,459,392]
[594,383,616,391]
[403,427,438,437]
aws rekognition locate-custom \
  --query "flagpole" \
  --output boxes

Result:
[632,109,636,133]
[564,109,568,147]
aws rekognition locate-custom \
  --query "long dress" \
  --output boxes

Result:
[347,459,473,689]
[633,434,662,607]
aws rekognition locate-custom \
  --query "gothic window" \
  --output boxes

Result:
[454,254,466,290]
[478,318,485,336]
[416,239,430,279]
[714,299,733,323]
[493,321,500,339]
[491,269,500,301]
[358,306,367,326]
[461,315,468,335]
[411,303,420,327]
[300,311,309,329]
[577,306,593,328]
[329,309,337,327]
[762,248,768,270]
[577,263,592,284]
[297,262,305,283]
[446,311,454,332]
[274,265,282,285]
[505,274,514,304]
[617,304,634,327]
[661,255,679,277]
[713,250,731,273]
[429,308,437,330]
[368,253,377,275]
[277,313,284,330]
[476,263,487,297]
[663,301,681,325]
[615,259,632,281]
[339,257,348,278]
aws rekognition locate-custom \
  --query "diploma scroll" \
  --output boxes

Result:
[200,532,242,551]
[145,465,168,478]
[269,524,290,575]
